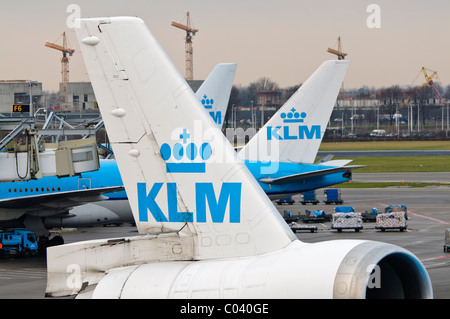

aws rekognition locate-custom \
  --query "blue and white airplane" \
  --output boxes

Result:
[45,60,355,228]
[0,58,358,234]
[45,16,431,299]
[0,63,237,236]
[0,44,358,234]
[239,59,362,199]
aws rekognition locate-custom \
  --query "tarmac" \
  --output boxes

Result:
[0,182,449,299]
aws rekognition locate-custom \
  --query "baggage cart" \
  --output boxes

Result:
[362,208,378,222]
[444,229,450,253]
[384,205,408,220]
[332,212,363,232]
[275,196,295,205]
[300,191,319,205]
[324,188,343,205]
[376,211,407,231]
[289,222,318,233]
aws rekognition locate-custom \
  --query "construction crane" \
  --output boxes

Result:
[399,67,440,109]
[45,32,75,83]
[171,11,198,81]
[327,37,347,60]
[327,37,347,100]
[422,67,445,106]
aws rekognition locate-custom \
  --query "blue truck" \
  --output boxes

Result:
[0,228,39,257]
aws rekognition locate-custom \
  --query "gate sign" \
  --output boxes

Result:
[13,105,30,113]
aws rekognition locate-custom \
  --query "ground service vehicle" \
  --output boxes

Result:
[324,188,343,204]
[385,205,408,220]
[376,212,407,232]
[300,191,319,205]
[0,228,38,256]
[444,229,450,253]
[332,211,363,232]
[275,196,295,205]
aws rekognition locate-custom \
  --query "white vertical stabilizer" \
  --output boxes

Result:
[240,60,349,164]
[76,17,295,260]
[195,63,237,129]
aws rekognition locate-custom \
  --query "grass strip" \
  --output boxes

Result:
[339,182,447,188]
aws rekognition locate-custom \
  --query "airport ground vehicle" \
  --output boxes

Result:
[289,222,317,233]
[324,188,343,204]
[0,228,38,256]
[376,211,407,231]
[444,229,450,253]
[370,129,386,137]
[300,210,332,223]
[275,196,295,205]
[385,205,408,220]
[332,209,363,232]
[300,191,320,205]
[362,208,378,222]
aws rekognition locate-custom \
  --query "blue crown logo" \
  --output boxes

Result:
[160,128,212,173]
[201,95,214,109]
[280,108,307,123]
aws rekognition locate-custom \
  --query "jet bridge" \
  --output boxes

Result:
[0,116,100,182]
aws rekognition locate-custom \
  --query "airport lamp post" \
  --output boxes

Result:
[29,81,38,118]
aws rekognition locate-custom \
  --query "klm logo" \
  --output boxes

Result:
[267,108,321,140]
[201,95,221,125]
[201,95,214,109]
[137,182,242,223]
[160,128,212,173]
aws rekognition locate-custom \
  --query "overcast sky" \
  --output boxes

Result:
[1,0,449,92]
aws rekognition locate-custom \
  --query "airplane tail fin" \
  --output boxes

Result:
[195,63,237,130]
[76,17,295,260]
[240,60,349,164]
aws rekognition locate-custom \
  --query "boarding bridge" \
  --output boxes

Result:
[0,114,101,182]
[0,136,100,182]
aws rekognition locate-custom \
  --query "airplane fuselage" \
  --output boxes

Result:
[245,161,351,200]
[0,158,350,227]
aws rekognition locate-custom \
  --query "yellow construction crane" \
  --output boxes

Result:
[45,32,75,83]
[327,37,347,100]
[399,67,439,109]
[171,11,198,81]
[327,37,347,60]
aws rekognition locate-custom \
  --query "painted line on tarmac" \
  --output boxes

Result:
[421,255,450,262]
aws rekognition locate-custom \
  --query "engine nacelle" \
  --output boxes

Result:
[90,239,432,299]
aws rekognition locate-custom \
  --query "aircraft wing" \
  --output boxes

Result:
[259,165,364,184]
[0,186,124,209]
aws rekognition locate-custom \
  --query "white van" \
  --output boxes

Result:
[370,129,386,137]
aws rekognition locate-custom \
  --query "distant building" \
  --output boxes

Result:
[59,82,98,111]
[0,80,43,115]
[255,89,282,125]
[255,89,282,107]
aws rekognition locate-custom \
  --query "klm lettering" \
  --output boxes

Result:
[209,111,222,125]
[267,125,321,140]
[138,182,241,223]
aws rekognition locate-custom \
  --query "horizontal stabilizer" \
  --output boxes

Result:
[259,165,364,184]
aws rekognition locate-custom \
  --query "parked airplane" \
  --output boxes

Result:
[45,16,432,299]
[13,56,351,231]
[44,60,354,228]
[239,59,361,199]
[0,63,237,237]
[196,63,236,129]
